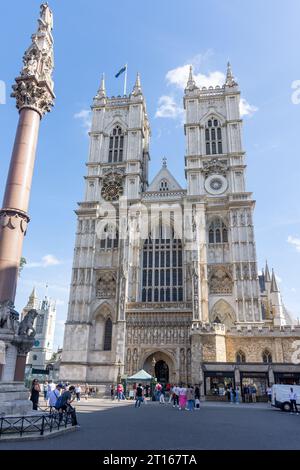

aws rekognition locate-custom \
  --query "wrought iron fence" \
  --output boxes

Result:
[0,410,73,438]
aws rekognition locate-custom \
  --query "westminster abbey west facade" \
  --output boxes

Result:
[60,65,300,398]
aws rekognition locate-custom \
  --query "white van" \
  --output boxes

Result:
[272,384,300,411]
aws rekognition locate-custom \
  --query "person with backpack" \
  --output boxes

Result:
[48,384,62,411]
[55,385,78,426]
[30,379,41,411]
[135,383,144,408]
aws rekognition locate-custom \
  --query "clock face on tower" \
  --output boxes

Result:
[204,174,228,195]
[101,175,124,201]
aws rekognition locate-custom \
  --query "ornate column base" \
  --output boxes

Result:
[0,382,33,416]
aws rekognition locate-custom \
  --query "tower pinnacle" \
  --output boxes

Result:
[132,72,142,96]
[271,269,279,293]
[185,65,197,92]
[97,73,106,98]
[225,61,238,87]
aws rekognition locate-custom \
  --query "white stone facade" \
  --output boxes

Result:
[60,67,298,390]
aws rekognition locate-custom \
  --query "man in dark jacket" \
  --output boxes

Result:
[57,385,78,426]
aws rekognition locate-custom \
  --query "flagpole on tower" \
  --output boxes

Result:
[124,64,128,96]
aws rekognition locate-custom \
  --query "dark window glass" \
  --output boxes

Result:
[147,289,152,302]
[143,252,147,267]
[155,252,159,267]
[148,252,153,267]
[166,288,171,302]
[178,251,182,267]
[143,270,147,286]
[178,288,183,301]
[205,129,210,140]
[107,238,112,248]
[103,318,112,351]
[160,270,165,286]
[120,136,124,147]
[206,142,210,155]
[216,229,221,243]
[114,150,118,161]
[161,252,165,267]
[214,119,218,127]
[166,269,170,286]
[208,120,212,127]
[212,142,216,154]
[173,270,177,285]
[119,150,123,161]
[166,252,170,267]
[223,228,228,243]
[100,238,106,249]
[211,128,216,140]
[173,288,177,301]
[217,128,222,140]
[218,142,222,154]
[155,270,159,286]
[154,288,159,302]
[178,269,183,285]
[172,251,177,266]
[109,137,113,149]
[209,230,214,244]
[109,150,112,162]
[148,270,152,285]
[160,288,165,302]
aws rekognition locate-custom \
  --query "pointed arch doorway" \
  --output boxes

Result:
[143,351,175,386]
[155,360,169,385]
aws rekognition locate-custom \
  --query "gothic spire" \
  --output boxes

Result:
[225,61,238,87]
[271,269,279,293]
[132,72,142,96]
[265,261,271,283]
[97,73,106,98]
[185,65,197,91]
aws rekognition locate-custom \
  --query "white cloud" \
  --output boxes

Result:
[74,109,92,132]
[156,53,258,121]
[26,254,62,269]
[275,275,282,284]
[287,235,300,253]
[239,98,258,117]
[155,95,184,119]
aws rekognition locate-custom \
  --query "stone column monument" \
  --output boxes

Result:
[0,3,55,415]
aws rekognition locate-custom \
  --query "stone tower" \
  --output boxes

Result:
[184,64,261,326]
[60,75,150,384]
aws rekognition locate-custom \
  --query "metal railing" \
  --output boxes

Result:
[0,410,73,438]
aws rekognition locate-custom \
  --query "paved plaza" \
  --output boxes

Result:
[0,398,300,450]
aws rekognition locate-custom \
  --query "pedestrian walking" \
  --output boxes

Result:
[134,383,144,408]
[30,379,41,411]
[235,386,240,404]
[75,384,81,401]
[55,385,78,426]
[230,386,235,404]
[251,385,257,403]
[117,383,123,401]
[43,381,48,401]
[48,383,62,411]
[172,385,179,407]
[243,385,249,403]
[195,385,200,409]
[84,383,89,400]
[289,387,299,415]
[186,385,195,411]
[178,384,187,410]
[110,384,115,400]
[159,388,165,404]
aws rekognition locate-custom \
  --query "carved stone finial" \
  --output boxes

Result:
[225,61,238,87]
[185,65,197,92]
[162,156,167,168]
[132,72,142,96]
[11,3,55,117]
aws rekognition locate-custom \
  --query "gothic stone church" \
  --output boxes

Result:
[60,65,300,398]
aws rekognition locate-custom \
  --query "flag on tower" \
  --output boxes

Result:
[115,64,127,78]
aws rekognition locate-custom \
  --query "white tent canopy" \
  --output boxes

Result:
[127,369,153,381]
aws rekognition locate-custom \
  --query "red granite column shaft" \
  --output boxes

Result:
[0,108,40,304]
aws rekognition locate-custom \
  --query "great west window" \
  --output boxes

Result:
[142,225,183,302]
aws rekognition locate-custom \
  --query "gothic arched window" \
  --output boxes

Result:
[208,218,228,244]
[236,350,246,363]
[141,220,183,302]
[262,349,272,364]
[205,118,223,155]
[159,179,169,192]
[100,224,119,250]
[103,318,113,351]
[108,126,124,163]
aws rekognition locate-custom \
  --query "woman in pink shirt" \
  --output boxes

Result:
[178,384,187,410]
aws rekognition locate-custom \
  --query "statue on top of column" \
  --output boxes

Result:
[39,3,53,32]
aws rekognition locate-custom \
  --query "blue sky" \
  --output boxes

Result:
[0,0,300,349]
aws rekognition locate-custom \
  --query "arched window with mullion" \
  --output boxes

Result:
[108,126,124,163]
[103,318,113,351]
[205,117,223,155]
[141,225,183,302]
